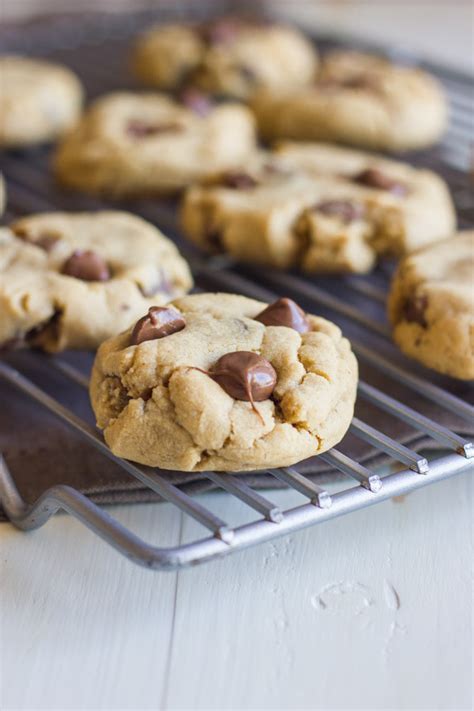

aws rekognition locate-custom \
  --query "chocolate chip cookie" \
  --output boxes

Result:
[132,17,318,99]
[388,231,474,380]
[54,92,256,197]
[181,143,455,273]
[251,51,447,151]
[90,293,358,471]
[0,55,83,148]
[0,211,192,352]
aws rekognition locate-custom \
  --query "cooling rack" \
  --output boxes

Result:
[0,8,473,570]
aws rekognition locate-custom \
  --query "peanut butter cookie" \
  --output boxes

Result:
[90,293,358,471]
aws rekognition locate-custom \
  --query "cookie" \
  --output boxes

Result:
[251,51,447,151]
[90,293,358,472]
[54,91,256,197]
[0,55,83,148]
[132,17,318,99]
[0,211,192,352]
[388,232,474,380]
[181,142,455,273]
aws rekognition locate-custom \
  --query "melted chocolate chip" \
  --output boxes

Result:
[126,120,183,138]
[403,294,428,327]
[313,200,365,223]
[14,227,60,252]
[62,250,110,282]
[353,168,407,196]
[179,87,214,116]
[131,306,185,345]
[255,298,311,333]
[220,171,258,189]
[210,351,276,405]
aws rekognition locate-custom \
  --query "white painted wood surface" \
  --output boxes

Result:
[1,472,472,710]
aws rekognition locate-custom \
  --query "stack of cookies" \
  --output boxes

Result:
[1,15,472,473]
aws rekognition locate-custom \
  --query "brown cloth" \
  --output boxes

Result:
[1,349,472,522]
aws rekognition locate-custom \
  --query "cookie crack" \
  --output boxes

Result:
[296,344,332,384]
[308,368,331,383]
[288,419,323,449]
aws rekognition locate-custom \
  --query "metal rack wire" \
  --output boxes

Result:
[0,10,473,569]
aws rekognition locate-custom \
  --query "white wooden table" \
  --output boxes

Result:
[1,469,472,710]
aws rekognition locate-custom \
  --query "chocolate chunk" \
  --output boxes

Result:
[14,227,60,252]
[62,250,110,282]
[353,168,407,196]
[313,200,365,223]
[127,120,183,138]
[220,171,258,189]
[403,294,428,327]
[255,298,311,333]
[179,88,214,117]
[131,306,185,345]
[210,351,276,405]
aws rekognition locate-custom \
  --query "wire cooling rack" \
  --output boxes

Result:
[0,9,473,569]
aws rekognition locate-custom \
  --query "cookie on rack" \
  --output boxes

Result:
[131,17,318,99]
[54,91,256,197]
[181,142,455,273]
[90,292,358,471]
[388,231,474,380]
[0,211,192,352]
[251,51,447,151]
[0,55,83,148]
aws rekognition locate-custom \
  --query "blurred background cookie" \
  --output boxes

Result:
[54,91,256,196]
[0,55,83,148]
[388,231,474,380]
[181,143,455,272]
[132,17,318,99]
[251,51,447,151]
